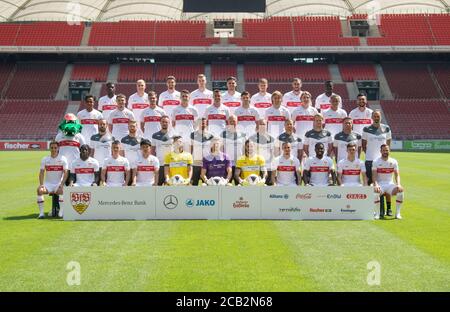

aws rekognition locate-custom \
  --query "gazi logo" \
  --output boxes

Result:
[185,198,216,208]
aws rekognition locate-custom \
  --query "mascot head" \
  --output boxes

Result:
[59,113,82,137]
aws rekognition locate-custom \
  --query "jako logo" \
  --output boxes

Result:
[185,198,194,208]
[347,194,367,199]
[185,199,215,207]
[327,194,342,199]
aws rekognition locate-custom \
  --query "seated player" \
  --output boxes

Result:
[68,145,100,187]
[303,142,336,187]
[100,140,131,187]
[131,139,160,187]
[36,141,69,219]
[164,136,193,185]
[272,142,301,186]
[235,140,267,185]
[372,144,405,219]
[200,137,232,185]
[337,143,367,187]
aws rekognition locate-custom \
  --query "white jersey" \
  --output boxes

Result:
[315,93,342,111]
[349,107,373,135]
[98,95,117,121]
[373,157,399,185]
[107,108,136,141]
[140,106,167,140]
[250,92,272,117]
[291,105,319,140]
[204,104,231,137]
[55,132,86,166]
[172,105,199,141]
[70,157,100,186]
[104,156,130,186]
[282,90,303,114]
[128,92,149,129]
[90,132,115,167]
[189,88,213,119]
[274,155,300,186]
[323,108,348,138]
[234,106,260,138]
[158,89,181,118]
[221,91,241,115]
[40,155,68,185]
[77,109,103,145]
[304,156,334,187]
[338,158,366,186]
[362,124,392,161]
[132,154,160,186]
[265,106,291,139]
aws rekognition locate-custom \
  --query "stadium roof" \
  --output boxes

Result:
[0,0,449,22]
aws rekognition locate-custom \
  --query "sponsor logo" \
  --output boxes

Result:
[309,208,332,213]
[163,195,178,209]
[278,207,301,213]
[185,198,194,208]
[296,193,312,200]
[269,194,289,199]
[340,208,356,213]
[30,144,41,149]
[1,141,46,150]
[327,194,342,199]
[185,198,216,208]
[233,197,250,209]
[70,192,91,215]
[346,193,367,199]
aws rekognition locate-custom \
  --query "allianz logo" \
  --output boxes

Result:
[269,194,289,199]
[185,198,216,208]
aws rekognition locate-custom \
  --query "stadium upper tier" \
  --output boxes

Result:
[0,14,449,47]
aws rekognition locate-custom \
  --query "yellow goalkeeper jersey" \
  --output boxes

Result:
[236,154,265,179]
[164,151,193,179]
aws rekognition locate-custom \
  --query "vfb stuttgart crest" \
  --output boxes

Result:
[71,192,91,215]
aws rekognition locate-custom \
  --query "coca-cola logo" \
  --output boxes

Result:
[346,194,367,200]
[296,193,312,200]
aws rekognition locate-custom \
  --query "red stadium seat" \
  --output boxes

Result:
[244,63,331,83]
[155,63,205,82]
[118,64,154,82]
[430,63,450,98]
[71,63,109,82]
[211,63,237,81]
[339,63,377,82]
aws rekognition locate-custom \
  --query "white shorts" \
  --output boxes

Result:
[44,183,59,193]
[73,182,93,187]
[341,183,363,187]
[310,183,328,187]
[136,182,153,187]
[277,183,297,187]
[380,183,397,195]
[105,183,123,187]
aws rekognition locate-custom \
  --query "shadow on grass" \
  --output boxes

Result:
[3,214,63,221]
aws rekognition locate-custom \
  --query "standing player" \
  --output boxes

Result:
[140,91,166,141]
[222,76,241,115]
[220,115,246,185]
[235,140,267,185]
[349,93,373,136]
[158,76,180,118]
[303,143,336,187]
[189,74,213,119]
[190,118,214,186]
[120,120,141,168]
[101,140,130,187]
[128,79,149,132]
[172,89,199,149]
[151,116,173,186]
[204,89,230,137]
[333,117,362,162]
[272,142,301,186]
[291,91,318,141]
[315,81,342,112]
[265,91,290,139]
[303,114,333,158]
[277,119,303,160]
[36,141,68,219]
[164,136,193,185]
[234,91,260,138]
[200,137,232,184]
[337,143,367,186]
[323,94,347,138]
[68,145,100,187]
[98,82,117,121]
[250,78,272,118]
[90,118,115,170]
[282,78,303,114]
[372,145,404,219]
[55,113,86,167]
[248,120,276,185]
[131,139,160,187]
[77,95,103,145]
[108,94,136,141]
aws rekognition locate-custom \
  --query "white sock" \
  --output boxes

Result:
[396,192,404,215]
[59,198,64,217]
[37,195,44,215]
[374,193,380,217]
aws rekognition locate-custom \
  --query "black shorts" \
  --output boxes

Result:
[157,166,165,185]
[365,160,373,185]
[191,166,202,186]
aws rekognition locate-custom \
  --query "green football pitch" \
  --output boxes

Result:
[0,151,449,292]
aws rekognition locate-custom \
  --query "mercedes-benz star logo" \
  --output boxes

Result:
[163,195,178,209]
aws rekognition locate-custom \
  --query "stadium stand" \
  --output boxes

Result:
[211,63,238,80]
[0,100,68,139]
[244,63,330,82]
[430,63,450,98]
[339,63,378,82]
[71,63,109,82]
[428,14,450,45]
[118,63,154,82]
[0,63,14,95]
[4,62,66,99]
[381,100,450,139]
[154,21,219,46]
[381,62,441,99]
[88,21,154,46]
[155,63,205,82]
